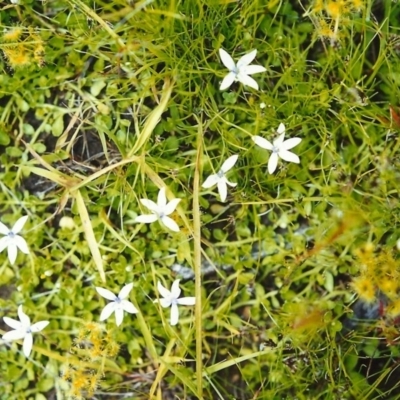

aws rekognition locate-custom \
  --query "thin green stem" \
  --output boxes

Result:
[193,116,203,399]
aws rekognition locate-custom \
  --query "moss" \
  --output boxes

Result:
[0,0,399,398]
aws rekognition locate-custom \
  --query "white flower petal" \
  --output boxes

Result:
[2,329,26,341]
[220,72,236,91]
[0,221,10,235]
[238,73,259,90]
[96,287,117,301]
[164,198,181,215]
[241,65,267,75]
[268,152,279,174]
[217,180,228,202]
[135,214,158,224]
[170,280,181,299]
[7,243,18,265]
[221,155,238,173]
[277,123,285,135]
[161,216,180,232]
[157,281,171,299]
[30,321,49,333]
[274,132,286,147]
[99,302,116,321]
[219,48,236,71]
[237,49,257,68]
[170,303,179,326]
[281,137,302,150]
[202,174,220,189]
[118,283,133,300]
[121,300,138,314]
[177,296,196,306]
[158,298,172,308]
[279,150,300,164]
[12,216,28,234]
[13,236,29,254]
[23,333,33,357]
[225,179,237,187]
[0,236,9,254]
[139,199,159,213]
[157,187,167,208]
[3,317,22,330]
[252,136,273,151]
[18,306,30,327]
[114,307,124,326]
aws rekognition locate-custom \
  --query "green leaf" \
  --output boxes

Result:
[91,80,106,97]
[0,129,10,145]
[52,115,64,137]
[6,146,22,157]
[37,378,54,392]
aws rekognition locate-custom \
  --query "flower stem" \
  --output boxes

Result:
[193,117,204,399]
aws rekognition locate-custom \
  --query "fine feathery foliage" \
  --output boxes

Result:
[0,0,400,399]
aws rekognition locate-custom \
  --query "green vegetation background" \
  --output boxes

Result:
[0,0,400,399]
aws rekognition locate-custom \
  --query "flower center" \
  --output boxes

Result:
[8,231,15,239]
[217,169,224,178]
[272,145,279,154]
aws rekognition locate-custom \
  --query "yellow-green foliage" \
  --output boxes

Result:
[1,26,45,68]
[62,322,118,399]
[353,244,400,304]
[0,0,399,399]
[306,0,366,43]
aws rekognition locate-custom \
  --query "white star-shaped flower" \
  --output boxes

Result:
[154,280,195,326]
[252,123,302,174]
[0,216,29,265]
[135,187,181,232]
[95,283,138,327]
[219,48,266,91]
[2,305,49,358]
[202,155,238,202]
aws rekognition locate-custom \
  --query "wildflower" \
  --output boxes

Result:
[95,283,138,327]
[252,123,302,174]
[2,45,31,69]
[135,187,181,232]
[2,305,49,357]
[154,280,195,326]
[326,1,342,18]
[378,277,398,300]
[219,48,266,91]
[351,276,376,303]
[202,155,238,202]
[388,298,400,318]
[0,215,29,265]
[3,27,23,42]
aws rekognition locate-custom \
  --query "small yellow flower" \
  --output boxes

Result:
[326,1,342,18]
[387,299,400,318]
[350,0,364,12]
[352,276,376,302]
[3,47,31,68]
[316,20,336,39]
[378,277,398,300]
[313,0,325,13]
[3,27,23,42]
